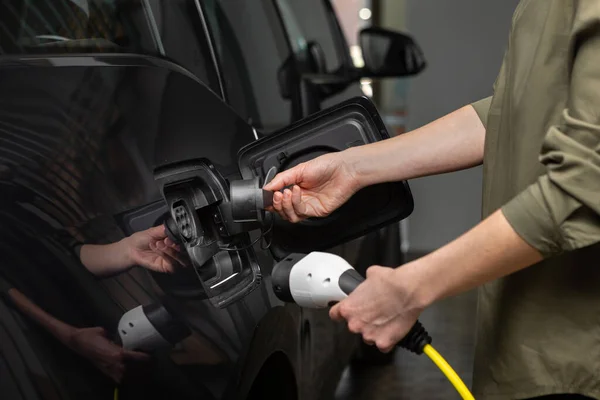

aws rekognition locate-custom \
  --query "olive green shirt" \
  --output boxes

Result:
[470,1,600,398]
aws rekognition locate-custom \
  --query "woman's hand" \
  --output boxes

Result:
[67,327,150,383]
[124,225,189,273]
[263,152,362,222]
[79,225,189,277]
[329,265,426,354]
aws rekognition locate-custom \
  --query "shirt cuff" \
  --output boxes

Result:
[471,96,492,128]
[501,175,600,258]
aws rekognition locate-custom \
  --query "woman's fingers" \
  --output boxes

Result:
[271,186,309,223]
[281,189,299,222]
[263,167,302,192]
[159,242,189,267]
[164,237,180,251]
[156,252,176,273]
[146,224,167,240]
[148,241,175,272]
[291,185,306,219]
[271,191,288,221]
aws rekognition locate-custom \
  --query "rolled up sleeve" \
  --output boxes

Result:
[471,96,493,128]
[501,5,600,257]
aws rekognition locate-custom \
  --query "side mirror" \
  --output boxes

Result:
[359,27,426,78]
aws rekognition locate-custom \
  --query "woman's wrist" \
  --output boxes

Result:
[345,137,409,189]
[391,259,439,311]
[343,145,384,189]
[115,237,135,270]
[61,325,79,348]
[82,240,135,276]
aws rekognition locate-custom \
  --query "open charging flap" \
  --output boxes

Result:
[238,96,414,260]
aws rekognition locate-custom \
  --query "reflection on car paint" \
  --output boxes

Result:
[0,54,271,399]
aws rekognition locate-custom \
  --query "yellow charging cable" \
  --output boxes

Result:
[423,344,475,400]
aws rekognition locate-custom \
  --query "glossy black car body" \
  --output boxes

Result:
[0,2,418,399]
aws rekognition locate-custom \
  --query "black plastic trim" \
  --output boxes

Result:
[271,253,307,303]
[398,321,432,355]
[338,269,365,295]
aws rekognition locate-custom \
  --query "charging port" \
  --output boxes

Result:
[154,158,267,308]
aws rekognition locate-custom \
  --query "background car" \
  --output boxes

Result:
[0,1,424,399]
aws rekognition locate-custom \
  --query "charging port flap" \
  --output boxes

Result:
[237,96,414,260]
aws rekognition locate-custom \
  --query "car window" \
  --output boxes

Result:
[202,0,293,133]
[273,0,307,56]
[0,0,221,94]
[276,0,343,73]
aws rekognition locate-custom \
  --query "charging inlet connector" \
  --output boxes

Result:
[154,159,274,308]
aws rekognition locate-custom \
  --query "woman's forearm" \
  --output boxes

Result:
[348,104,486,187]
[403,210,543,309]
[7,288,75,345]
[79,240,131,277]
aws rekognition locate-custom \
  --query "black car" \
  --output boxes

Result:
[0,1,425,399]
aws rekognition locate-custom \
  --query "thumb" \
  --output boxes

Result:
[264,166,303,191]
[146,224,167,239]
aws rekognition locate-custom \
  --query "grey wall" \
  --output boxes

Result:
[404,0,520,253]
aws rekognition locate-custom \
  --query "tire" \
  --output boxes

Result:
[246,352,298,400]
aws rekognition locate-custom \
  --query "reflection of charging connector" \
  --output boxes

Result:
[117,300,191,352]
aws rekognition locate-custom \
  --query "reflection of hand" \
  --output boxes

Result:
[125,225,188,273]
[264,152,362,223]
[329,266,423,354]
[67,327,150,383]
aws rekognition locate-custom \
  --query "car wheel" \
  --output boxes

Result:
[246,352,298,400]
